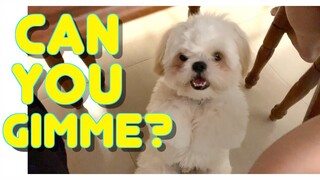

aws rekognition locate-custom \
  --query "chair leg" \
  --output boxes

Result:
[79,52,97,68]
[304,84,320,122]
[188,6,200,16]
[270,58,320,121]
[304,59,320,122]
[245,6,289,89]
[43,52,83,109]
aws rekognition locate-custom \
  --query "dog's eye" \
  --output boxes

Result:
[213,52,222,61]
[179,54,188,62]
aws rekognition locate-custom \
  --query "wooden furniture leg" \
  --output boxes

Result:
[43,52,83,109]
[188,6,200,16]
[270,58,320,121]
[304,84,320,122]
[245,6,290,89]
[79,52,97,68]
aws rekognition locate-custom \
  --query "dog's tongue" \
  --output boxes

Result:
[193,77,206,84]
[191,76,209,90]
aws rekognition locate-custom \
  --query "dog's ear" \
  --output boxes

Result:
[154,28,172,76]
[232,25,251,77]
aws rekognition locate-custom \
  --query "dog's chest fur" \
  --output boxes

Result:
[173,97,226,157]
[146,79,248,170]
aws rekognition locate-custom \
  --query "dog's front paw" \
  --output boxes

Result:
[181,167,210,174]
[181,167,195,174]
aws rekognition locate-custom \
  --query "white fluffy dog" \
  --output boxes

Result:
[136,14,250,174]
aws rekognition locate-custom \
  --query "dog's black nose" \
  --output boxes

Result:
[192,61,207,73]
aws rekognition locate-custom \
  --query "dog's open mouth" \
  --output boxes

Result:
[190,76,210,90]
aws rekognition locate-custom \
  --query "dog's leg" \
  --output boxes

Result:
[181,167,195,174]
[207,150,232,174]
[135,147,180,174]
[135,161,179,174]
[207,161,232,174]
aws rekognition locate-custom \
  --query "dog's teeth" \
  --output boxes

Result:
[193,81,197,86]
[193,81,207,87]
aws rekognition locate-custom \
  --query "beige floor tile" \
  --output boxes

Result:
[106,59,157,115]
[231,64,307,173]
[106,59,158,163]
[266,35,316,104]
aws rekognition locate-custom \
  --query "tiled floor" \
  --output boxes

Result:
[28,6,316,173]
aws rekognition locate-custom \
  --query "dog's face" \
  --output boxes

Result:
[154,14,251,100]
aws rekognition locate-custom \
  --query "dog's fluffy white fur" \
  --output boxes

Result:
[135,14,250,174]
